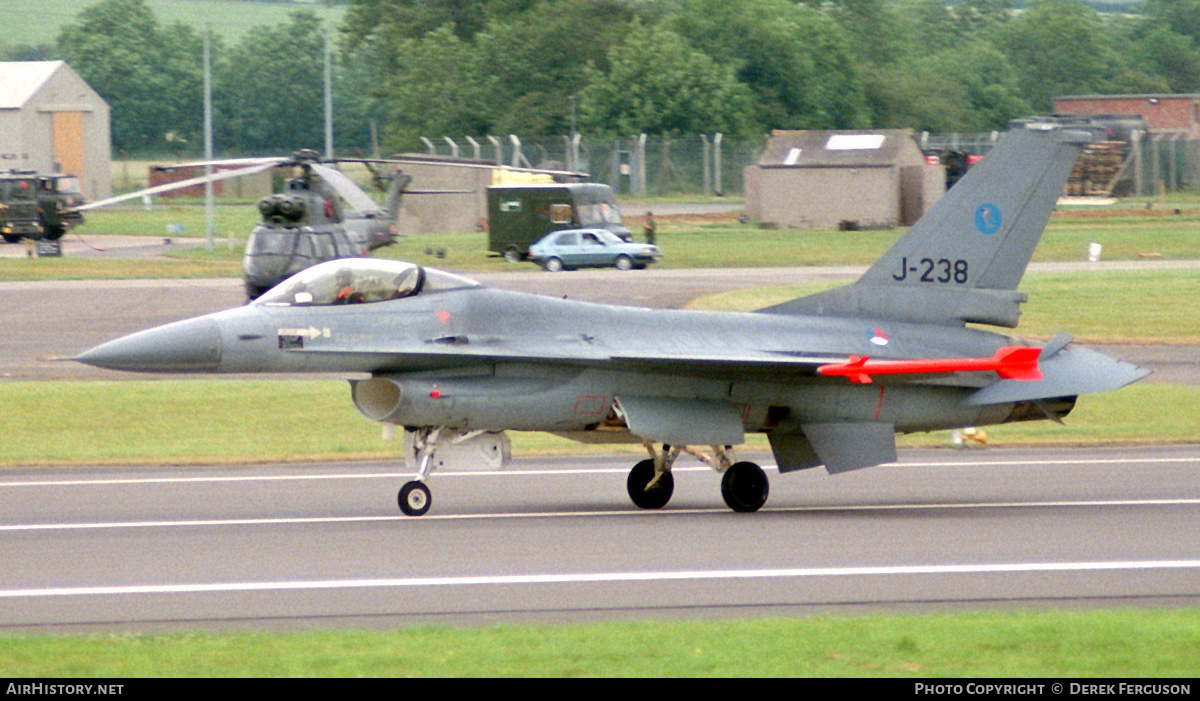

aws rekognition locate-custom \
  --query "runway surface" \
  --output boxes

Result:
[2,445,1199,632]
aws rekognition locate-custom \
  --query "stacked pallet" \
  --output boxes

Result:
[1065,141,1127,196]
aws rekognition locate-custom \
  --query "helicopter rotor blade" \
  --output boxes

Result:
[310,162,384,215]
[75,160,283,212]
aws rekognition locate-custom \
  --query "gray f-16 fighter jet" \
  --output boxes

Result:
[76,119,1149,516]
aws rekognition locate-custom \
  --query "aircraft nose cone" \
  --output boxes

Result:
[75,317,222,373]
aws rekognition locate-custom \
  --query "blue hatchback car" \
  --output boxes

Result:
[528,228,662,272]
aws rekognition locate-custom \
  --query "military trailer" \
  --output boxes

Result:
[487,183,632,262]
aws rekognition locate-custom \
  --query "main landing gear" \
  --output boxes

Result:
[626,442,769,513]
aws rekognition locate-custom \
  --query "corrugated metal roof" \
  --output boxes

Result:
[0,61,66,109]
[758,129,920,168]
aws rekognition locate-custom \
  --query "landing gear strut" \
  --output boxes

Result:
[627,459,674,509]
[626,442,680,509]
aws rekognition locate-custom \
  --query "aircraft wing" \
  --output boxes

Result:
[284,330,1054,385]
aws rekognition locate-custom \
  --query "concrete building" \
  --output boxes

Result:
[389,155,576,234]
[0,61,111,201]
[744,129,943,230]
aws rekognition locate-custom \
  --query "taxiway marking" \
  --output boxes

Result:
[3,560,1199,599]
[2,497,1198,533]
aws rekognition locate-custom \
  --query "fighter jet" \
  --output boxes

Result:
[75,119,1149,516]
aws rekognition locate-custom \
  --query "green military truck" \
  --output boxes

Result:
[0,173,42,243]
[487,183,632,262]
[0,172,85,243]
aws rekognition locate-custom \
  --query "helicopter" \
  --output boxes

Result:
[77,151,583,299]
[76,151,431,298]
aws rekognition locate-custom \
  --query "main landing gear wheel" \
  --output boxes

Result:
[721,461,769,513]
[398,480,432,517]
[627,459,674,509]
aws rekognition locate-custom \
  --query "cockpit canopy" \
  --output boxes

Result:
[254,258,478,307]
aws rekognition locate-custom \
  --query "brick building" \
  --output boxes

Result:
[1053,94,1200,137]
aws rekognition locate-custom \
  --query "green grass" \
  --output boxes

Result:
[6,201,1200,282]
[687,269,1200,343]
[1,381,1195,467]
[2,0,344,48]
[2,609,1198,676]
[75,204,260,239]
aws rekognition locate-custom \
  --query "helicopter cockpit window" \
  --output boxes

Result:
[255,259,427,307]
[246,228,296,256]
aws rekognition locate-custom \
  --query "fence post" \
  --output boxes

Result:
[488,135,503,166]
[636,134,647,197]
[1131,130,1143,197]
[509,134,523,168]
[611,139,621,191]
[443,137,459,158]
[420,137,436,155]
[701,134,712,197]
[714,132,724,197]
[466,136,481,160]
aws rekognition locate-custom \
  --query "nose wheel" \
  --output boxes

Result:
[398,480,432,516]
[397,427,442,516]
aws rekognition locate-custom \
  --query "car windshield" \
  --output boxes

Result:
[255,259,477,306]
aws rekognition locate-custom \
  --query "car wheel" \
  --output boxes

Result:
[543,257,564,272]
[614,254,634,271]
[503,246,522,263]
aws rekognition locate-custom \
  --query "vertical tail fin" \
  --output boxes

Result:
[761,120,1097,328]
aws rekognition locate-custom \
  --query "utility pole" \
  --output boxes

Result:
[324,27,334,160]
[203,24,214,249]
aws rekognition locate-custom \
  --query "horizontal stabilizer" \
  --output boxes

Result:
[818,346,1042,384]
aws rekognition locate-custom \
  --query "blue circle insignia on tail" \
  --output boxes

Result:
[975,203,1002,235]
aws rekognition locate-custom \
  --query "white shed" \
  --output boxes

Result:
[0,61,111,201]
[744,129,943,229]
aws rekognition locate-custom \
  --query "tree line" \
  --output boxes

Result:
[14,0,1200,156]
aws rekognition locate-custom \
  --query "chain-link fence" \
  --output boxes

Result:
[414,133,767,198]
